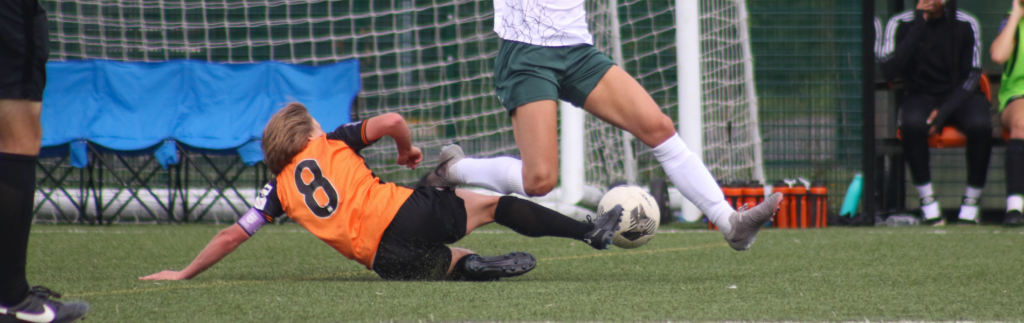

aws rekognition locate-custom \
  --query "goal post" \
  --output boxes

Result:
[677,0,704,221]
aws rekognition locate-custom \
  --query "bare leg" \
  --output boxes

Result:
[510,101,560,196]
[0,100,43,155]
[581,66,677,147]
[455,188,499,235]
[446,102,558,197]
[1002,100,1024,139]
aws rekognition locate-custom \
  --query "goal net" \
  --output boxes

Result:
[42,0,762,219]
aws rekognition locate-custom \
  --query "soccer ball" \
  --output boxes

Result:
[597,185,660,249]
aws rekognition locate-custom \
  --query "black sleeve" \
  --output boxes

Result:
[879,11,927,81]
[326,120,376,153]
[930,13,985,131]
[955,12,982,93]
[254,179,285,219]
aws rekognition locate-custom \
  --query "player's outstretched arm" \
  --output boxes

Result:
[139,223,251,280]
[365,113,422,169]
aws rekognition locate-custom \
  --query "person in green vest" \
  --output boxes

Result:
[990,0,1024,226]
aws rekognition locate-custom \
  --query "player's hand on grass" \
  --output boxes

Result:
[397,146,422,170]
[140,270,187,281]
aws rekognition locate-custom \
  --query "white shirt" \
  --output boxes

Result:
[493,0,593,47]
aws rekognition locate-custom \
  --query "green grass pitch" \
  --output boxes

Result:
[26,223,1024,322]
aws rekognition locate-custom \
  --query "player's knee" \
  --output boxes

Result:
[641,116,678,147]
[522,172,557,197]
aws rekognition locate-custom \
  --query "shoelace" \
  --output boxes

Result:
[737,204,750,212]
[28,286,62,299]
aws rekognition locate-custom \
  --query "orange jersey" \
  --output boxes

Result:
[253,120,413,269]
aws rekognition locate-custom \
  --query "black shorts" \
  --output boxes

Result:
[0,0,50,101]
[372,186,468,280]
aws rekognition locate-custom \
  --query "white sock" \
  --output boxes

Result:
[651,135,735,233]
[1008,194,1023,213]
[916,183,941,220]
[959,186,982,221]
[450,157,526,196]
[964,186,983,199]
[915,183,934,198]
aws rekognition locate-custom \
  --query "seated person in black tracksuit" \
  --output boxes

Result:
[876,0,992,225]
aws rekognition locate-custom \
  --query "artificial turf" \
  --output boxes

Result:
[25,222,1024,322]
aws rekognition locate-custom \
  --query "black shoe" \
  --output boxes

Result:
[0,286,88,323]
[1005,210,1024,227]
[462,252,537,281]
[583,204,623,250]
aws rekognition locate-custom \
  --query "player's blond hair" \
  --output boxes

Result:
[262,102,315,175]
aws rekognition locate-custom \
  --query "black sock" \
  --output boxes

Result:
[0,153,37,305]
[1008,139,1024,196]
[493,196,593,240]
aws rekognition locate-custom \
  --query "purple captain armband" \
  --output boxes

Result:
[238,208,268,236]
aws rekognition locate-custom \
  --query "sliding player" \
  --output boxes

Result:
[990,0,1024,226]
[141,103,622,282]
[427,0,781,250]
[0,1,89,322]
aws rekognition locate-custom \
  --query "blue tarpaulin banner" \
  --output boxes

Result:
[40,59,359,166]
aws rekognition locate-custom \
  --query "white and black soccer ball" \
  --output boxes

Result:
[597,185,660,249]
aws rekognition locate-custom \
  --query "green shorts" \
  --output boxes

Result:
[493,39,615,112]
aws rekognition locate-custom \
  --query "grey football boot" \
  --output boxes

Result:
[723,192,782,251]
[426,144,465,189]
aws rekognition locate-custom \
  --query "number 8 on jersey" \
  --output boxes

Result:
[294,159,339,218]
